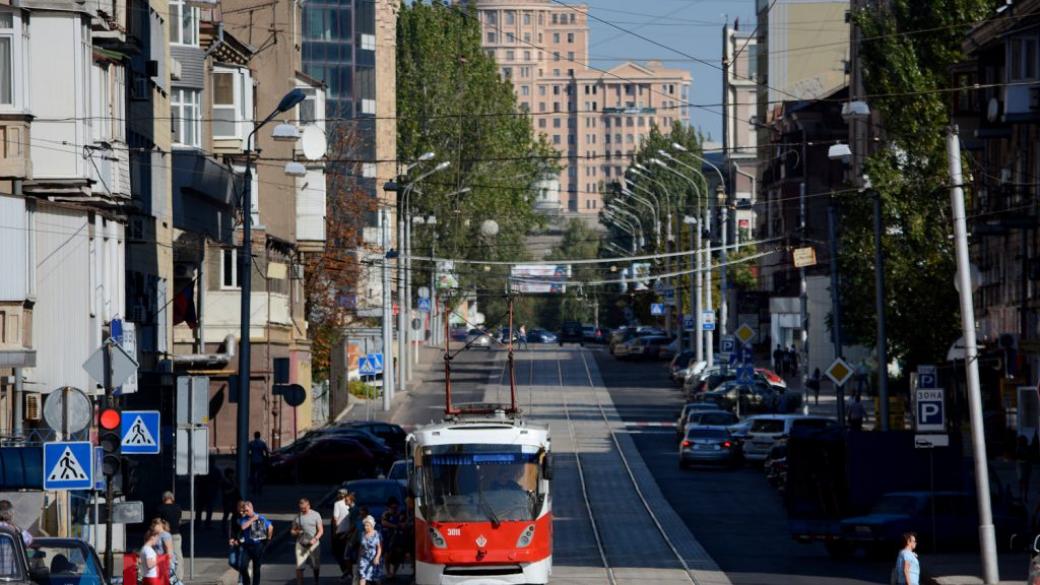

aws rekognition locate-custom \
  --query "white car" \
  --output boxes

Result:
[681,410,740,438]
[742,414,839,462]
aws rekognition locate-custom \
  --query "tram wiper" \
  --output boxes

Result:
[476,472,501,529]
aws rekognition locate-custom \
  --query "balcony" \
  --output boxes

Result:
[171,150,241,243]
[0,117,32,179]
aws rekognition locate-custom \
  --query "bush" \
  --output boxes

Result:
[348,380,380,399]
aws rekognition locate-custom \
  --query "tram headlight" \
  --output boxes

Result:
[429,526,448,549]
[516,524,536,548]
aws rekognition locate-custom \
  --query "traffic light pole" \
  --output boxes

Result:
[102,342,115,578]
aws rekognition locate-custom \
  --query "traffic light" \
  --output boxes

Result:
[99,407,121,477]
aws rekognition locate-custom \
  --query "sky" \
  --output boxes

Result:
[584,0,758,142]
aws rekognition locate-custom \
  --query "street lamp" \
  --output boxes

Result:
[237,87,306,500]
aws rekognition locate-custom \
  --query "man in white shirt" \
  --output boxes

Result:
[331,489,354,580]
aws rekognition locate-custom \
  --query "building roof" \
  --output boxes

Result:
[574,60,691,83]
[964,0,1040,55]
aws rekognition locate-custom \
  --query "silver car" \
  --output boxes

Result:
[679,428,742,468]
[465,328,493,349]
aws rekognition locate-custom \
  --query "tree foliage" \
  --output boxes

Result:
[397,0,557,319]
[842,0,998,369]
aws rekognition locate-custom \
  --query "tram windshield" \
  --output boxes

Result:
[418,445,543,523]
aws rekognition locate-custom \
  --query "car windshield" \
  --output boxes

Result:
[871,495,923,515]
[699,413,738,425]
[751,419,785,433]
[417,445,543,523]
[686,429,727,440]
[29,543,98,585]
[349,482,402,506]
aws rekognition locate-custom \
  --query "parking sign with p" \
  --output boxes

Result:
[915,388,945,432]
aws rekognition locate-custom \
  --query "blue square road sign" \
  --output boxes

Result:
[121,411,161,455]
[43,441,94,490]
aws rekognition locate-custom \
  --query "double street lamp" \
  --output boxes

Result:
[237,88,308,500]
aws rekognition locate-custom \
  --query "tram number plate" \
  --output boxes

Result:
[447,528,461,536]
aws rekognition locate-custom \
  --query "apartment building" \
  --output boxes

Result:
[722,23,758,241]
[476,0,691,214]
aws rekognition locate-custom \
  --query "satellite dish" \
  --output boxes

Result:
[300,126,327,161]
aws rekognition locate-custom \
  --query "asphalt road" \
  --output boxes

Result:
[590,347,894,585]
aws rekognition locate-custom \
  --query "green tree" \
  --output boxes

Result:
[843,0,998,369]
[397,0,558,321]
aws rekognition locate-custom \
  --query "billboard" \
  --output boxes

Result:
[436,261,459,290]
[509,264,571,293]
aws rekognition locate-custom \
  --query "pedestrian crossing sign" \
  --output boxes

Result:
[43,441,94,490]
[121,410,161,455]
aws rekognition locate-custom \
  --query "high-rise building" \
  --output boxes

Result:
[475,0,691,215]
[722,23,758,242]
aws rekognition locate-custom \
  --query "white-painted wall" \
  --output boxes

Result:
[28,12,90,180]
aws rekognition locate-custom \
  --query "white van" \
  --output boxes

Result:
[743,414,838,461]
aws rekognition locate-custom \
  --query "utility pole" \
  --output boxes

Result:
[381,207,394,412]
[690,216,702,360]
[946,126,999,584]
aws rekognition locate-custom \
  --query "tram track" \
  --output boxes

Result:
[516,346,701,585]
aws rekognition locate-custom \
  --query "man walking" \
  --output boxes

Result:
[231,501,272,585]
[518,325,528,350]
[331,490,354,580]
[292,498,323,585]
[773,344,783,375]
[248,432,269,495]
[156,491,183,581]
[807,368,822,406]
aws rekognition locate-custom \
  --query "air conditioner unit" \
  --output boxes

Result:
[24,394,40,421]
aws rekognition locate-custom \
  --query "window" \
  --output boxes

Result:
[171,88,201,147]
[553,102,560,112]
[614,133,621,143]
[569,13,575,23]
[538,118,546,128]
[539,86,546,96]
[553,69,560,76]
[523,33,531,42]
[638,116,645,127]
[567,32,574,43]
[553,51,560,61]
[506,50,515,61]
[523,13,531,25]
[362,163,376,177]
[298,87,319,125]
[502,67,512,79]
[0,10,25,108]
[520,66,530,77]
[212,67,253,140]
[1010,36,1038,81]
[567,51,574,61]
[553,135,561,144]
[361,98,375,114]
[553,32,560,43]
[524,50,531,60]
[625,134,633,144]
[169,0,199,45]
[506,32,515,43]
[605,134,611,144]
[221,249,239,289]
[553,118,561,128]
[487,32,497,43]
[521,85,529,96]
[485,11,497,25]
[553,85,560,95]
[551,14,558,24]
[505,10,515,24]
[361,33,375,50]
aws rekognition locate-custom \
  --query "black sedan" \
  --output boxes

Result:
[268,436,379,482]
[559,321,584,346]
[341,421,408,456]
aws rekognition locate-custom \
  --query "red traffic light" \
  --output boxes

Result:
[99,408,121,431]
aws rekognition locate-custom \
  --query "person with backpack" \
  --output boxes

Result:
[230,501,272,585]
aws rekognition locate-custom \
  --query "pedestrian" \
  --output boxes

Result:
[518,324,528,350]
[0,500,32,546]
[848,395,866,431]
[150,518,179,585]
[1018,435,1033,503]
[891,532,919,585]
[248,432,270,496]
[381,498,404,579]
[789,346,799,377]
[292,498,323,585]
[808,368,822,406]
[220,469,242,537]
[773,344,783,375]
[140,526,164,585]
[357,516,383,585]
[155,491,183,581]
[231,500,272,585]
[331,489,352,580]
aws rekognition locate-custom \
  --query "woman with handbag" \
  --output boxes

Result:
[291,498,324,585]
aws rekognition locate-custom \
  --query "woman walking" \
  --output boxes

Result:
[140,526,164,585]
[151,518,179,585]
[357,516,382,585]
[892,532,919,585]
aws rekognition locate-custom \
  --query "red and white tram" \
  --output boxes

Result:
[410,406,553,585]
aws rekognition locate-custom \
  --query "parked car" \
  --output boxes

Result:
[742,415,839,461]
[726,414,770,439]
[337,478,409,522]
[582,325,607,344]
[755,368,787,389]
[526,329,557,343]
[559,320,584,346]
[465,328,494,349]
[386,459,409,487]
[678,428,743,468]
[449,327,469,342]
[698,381,780,413]
[623,335,672,360]
[317,427,395,466]
[675,402,729,440]
[669,351,696,385]
[840,492,985,552]
[268,436,378,482]
[608,327,664,354]
[682,365,722,399]
[29,538,106,585]
[341,421,408,456]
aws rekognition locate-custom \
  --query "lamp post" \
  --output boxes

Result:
[237,87,307,500]
[684,215,702,361]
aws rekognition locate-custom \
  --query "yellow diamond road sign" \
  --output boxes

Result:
[735,324,755,345]
[826,357,854,386]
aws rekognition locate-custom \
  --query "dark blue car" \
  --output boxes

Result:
[340,478,409,522]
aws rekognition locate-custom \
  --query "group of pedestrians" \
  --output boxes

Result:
[772,344,800,377]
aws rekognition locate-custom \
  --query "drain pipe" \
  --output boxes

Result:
[169,334,237,369]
